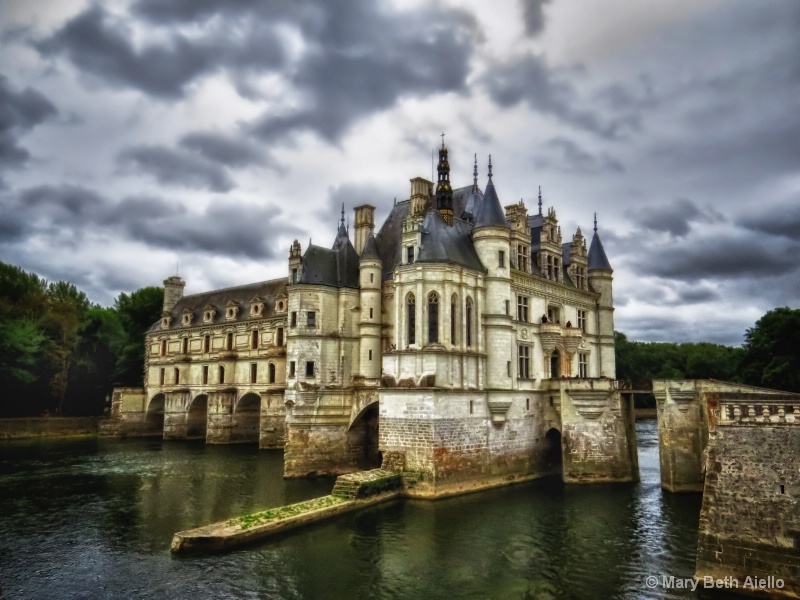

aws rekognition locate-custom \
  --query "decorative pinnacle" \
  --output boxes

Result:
[340,203,345,228]
[488,154,493,179]
[594,212,598,233]
[538,186,543,215]
[441,132,445,148]
[473,153,478,190]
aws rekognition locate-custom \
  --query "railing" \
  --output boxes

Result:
[717,398,800,425]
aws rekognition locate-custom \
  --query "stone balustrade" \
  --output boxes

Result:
[718,398,800,425]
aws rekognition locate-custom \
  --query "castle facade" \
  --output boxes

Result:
[128,143,638,492]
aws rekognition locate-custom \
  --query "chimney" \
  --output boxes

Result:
[163,275,185,313]
[353,205,376,255]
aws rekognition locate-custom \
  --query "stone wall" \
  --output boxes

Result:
[696,425,800,598]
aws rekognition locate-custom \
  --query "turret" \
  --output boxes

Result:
[289,239,302,285]
[358,234,383,380]
[587,213,615,377]
[163,275,185,314]
[472,156,513,390]
[435,134,454,225]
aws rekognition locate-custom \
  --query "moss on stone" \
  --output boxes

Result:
[235,495,346,529]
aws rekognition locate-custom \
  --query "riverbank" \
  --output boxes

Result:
[0,417,100,440]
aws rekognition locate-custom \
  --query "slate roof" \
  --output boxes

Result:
[151,278,287,331]
[373,200,410,279]
[360,233,381,261]
[473,177,510,229]
[452,184,481,222]
[299,224,360,288]
[588,231,612,270]
[417,209,485,271]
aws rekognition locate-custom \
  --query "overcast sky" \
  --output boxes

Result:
[2,0,798,346]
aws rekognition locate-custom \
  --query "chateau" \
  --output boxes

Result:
[114,141,638,493]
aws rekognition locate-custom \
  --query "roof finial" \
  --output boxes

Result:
[488,154,493,179]
[538,186,543,215]
[441,132,445,148]
[594,212,598,233]
[473,153,478,190]
[340,203,345,229]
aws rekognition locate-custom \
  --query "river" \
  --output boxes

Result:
[0,420,708,599]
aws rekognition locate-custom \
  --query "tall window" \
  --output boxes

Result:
[289,361,296,378]
[498,250,505,268]
[268,363,276,383]
[181,337,188,354]
[251,329,259,350]
[291,268,298,284]
[406,246,414,264]
[305,361,315,377]
[290,311,297,327]
[250,363,257,384]
[450,294,457,344]
[226,332,233,351]
[202,365,209,384]
[204,335,210,353]
[579,353,588,378]
[160,340,167,356]
[548,305,561,324]
[307,311,316,327]
[517,295,528,322]
[407,293,416,346]
[518,345,530,379]
[174,367,180,384]
[277,327,284,346]
[577,310,587,332]
[218,365,225,384]
[428,291,439,344]
[159,368,165,385]
[466,297,473,347]
[518,244,529,272]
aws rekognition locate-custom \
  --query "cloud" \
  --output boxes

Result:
[0,75,57,169]
[738,200,800,241]
[630,198,723,238]
[117,145,235,192]
[534,136,624,174]
[520,0,551,37]
[35,6,285,99]
[179,131,265,169]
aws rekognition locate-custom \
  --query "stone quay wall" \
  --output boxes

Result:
[0,416,100,439]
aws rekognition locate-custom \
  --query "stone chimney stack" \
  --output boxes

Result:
[163,275,185,313]
[353,204,375,255]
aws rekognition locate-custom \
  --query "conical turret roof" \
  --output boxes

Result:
[474,159,509,229]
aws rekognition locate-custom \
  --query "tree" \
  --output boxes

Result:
[113,287,164,386]
[740,307,800,393]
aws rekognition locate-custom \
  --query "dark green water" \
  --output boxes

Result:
[0,421,705,599]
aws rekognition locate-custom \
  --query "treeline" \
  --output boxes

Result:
[616,307,800,404]
[0,261,163,417]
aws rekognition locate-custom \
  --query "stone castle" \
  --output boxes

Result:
[113,142,639,494]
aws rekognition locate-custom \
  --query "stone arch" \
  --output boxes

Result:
[187,394,208,441]
[232,392,261,444]
[347,401,381,470]
[145,393,165,436]
[543,427,563,475]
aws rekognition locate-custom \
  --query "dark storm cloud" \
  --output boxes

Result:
[35,6,285,99]
[3,183,300,260]
[482,55,636,140]
[738,201,800,241]
[629,234,799,281]
[179,132,265,169]
[322,182,403,238]
[630,198,723,238]
[534,137,623,174]
[118,145,235,192]
[249,1,479,143]
[619,314,747,346]
[520,0,551,37]
[0,75,57,169]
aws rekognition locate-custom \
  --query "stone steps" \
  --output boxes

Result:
[331,469,403,499]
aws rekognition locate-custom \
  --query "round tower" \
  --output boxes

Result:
[358,234,383,381]
[587,213,615,378]
[471,156,513,390]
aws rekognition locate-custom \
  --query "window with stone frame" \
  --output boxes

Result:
[251,329,259,350]
[250,363,257,384]
[406,246,414,264]
[269,363,276,383]
[289,361,296,378]
[518,345,531,379]
[203,334,210,353]
[218,365,225,384]
[450,294,457,344]
[579,352,589,378]
[202,365,208,384]
[181,337,188,355]
[547,305,561,324]
[159,368,165,385]
[226,332,233,351]
[517,295,529,322]
[290,311,297,327]
[407,293,416,346]
[466,297,473,347]
[307,311,316,327]
[305,361,315,377]
[277,327,284,346]
[174,367,180,385]
[498,250,505,268]
[517,244,529,272]
[577,309,587,333]
[428,291,439,344]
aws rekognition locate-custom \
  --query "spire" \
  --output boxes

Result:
[472,153,478,192]
[435,133,453,225]
[337,203,347,237]
[474,155,509,230]
[538,186,543,215]
[488,154,493,179]
[594,212,598,233]
[588,213,612,270]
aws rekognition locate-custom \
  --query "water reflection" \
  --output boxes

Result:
[0,421,704,599]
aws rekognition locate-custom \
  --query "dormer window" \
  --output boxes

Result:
[250,296,266,318]
[161,316,172,329]
[227,307,237,319]
[203,305,217,323]
[225,301,240,320]
[182,310,194,326]
[275,294,287,313]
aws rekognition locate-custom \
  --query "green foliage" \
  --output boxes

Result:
[740,307,800,393]
[615,331,745,391]
[113,287,163,387]
[0,261,162,417]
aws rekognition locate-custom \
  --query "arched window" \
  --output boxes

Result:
[407,293,416,346]
[218,365,225,384]
[428,291,439,344]
[466,297,473,348]
[450,294,457,345]
[268,363,276,384]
